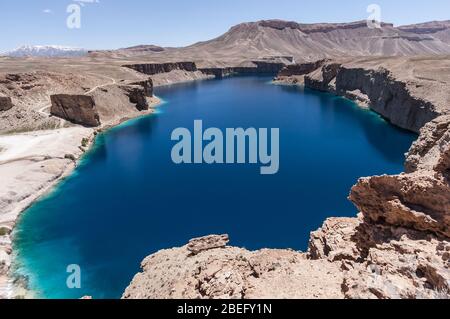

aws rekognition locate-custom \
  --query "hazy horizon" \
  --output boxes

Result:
[1,0,450,52]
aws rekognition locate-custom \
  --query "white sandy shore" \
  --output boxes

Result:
[0,98,161,299]
[0,126,93,298]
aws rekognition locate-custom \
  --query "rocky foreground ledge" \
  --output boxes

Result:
[124,57,450,299]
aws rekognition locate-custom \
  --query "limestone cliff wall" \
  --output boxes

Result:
[49,79,154,126]
[199,61,285,79]
[335,67,439,133]
[302,61,442,133]
[277,59,326,77]
[123,62,198,75]
[125,61,285,82]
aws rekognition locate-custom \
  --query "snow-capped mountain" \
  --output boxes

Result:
[2,45,88,57]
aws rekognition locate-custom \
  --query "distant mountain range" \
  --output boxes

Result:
[4,20,450,61]
[174,20,450,61]
[2,45,88,58]
[90,19,450,62]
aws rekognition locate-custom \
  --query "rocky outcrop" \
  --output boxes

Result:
[199,61,285,79]
[120,86,149,111]
[123,62,198,75]
[276,60,327,77]
[259,20,394,33]
[187,234,229,255]
[50,94,101,127]
[0,96,13,112]
[310,217,450,299]
[334,66,438,132]
[130,79,153,98]
[304,62,341,92]
[118,79,153,111]
[123,235,345,299]
[349,115,450,239]
[124,60,285,82]
[296,58,450,133]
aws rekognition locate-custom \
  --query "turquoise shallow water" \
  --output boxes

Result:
[13,76,416,299]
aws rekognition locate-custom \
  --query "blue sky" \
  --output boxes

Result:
[1,0,449,52]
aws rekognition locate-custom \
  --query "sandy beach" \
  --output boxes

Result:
[0,93,161,298]
[0,127,93,297]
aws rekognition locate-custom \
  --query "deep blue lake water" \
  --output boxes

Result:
[13,76,416,299]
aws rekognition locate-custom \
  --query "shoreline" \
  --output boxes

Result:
[0,96,162,299]
[0,74,424,299]
[2,61,448,298]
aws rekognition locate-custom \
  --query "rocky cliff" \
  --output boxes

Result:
[125,61,286,80]
[199,61,285,79]
[120,79,153,111]
[123,62,198,75]
[50,95,101,127]
[123,235,345,299]
[297,57,450,133]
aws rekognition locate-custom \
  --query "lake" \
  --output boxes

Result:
[13,76,416,298]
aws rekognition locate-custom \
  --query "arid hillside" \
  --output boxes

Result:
[91,20,450,62]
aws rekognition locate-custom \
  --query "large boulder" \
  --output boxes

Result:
[122,235,344,299]
[0,96,13,112]
[50,94,101,127]
[350,115,450,238]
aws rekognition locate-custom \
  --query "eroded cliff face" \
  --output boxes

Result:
[124,60,286,82]
[50,95,101,127]
[48,79,154,126]
[301,59,447,133]
[123,235,345,299]
[120,80,153,111]
[275,59,327,82]
[123,62,198,75]
[199,61,285,79]
[334,67,438,133]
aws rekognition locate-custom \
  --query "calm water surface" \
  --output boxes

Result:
[13,76,416,298]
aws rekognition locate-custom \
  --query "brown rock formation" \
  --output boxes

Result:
[310,217,450,299]
[50,94,101,127]
[199,61,285,79]
[299,57,450,133]
[0,96,13,112]
[130,79,153,98]
[277,60,327,77]
[123,62,198,75]
[349,115,450,239]
[335,67,438,132]
[187,234,229,255]
[123,235,344,299]
[120,86,149,111]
